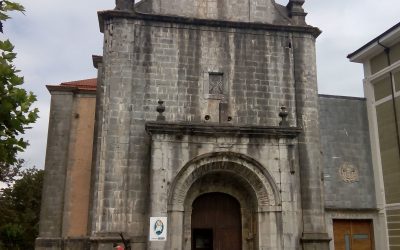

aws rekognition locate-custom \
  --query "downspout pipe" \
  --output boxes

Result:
[377,40,400,158]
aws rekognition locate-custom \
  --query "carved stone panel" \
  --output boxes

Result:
[339,162,359,183]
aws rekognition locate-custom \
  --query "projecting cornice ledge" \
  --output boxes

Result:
[145,121,302,138]
[98,10,321,38]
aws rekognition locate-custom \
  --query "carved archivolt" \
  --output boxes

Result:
[168,152,281,211]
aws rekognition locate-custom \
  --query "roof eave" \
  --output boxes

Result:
[348,22,400,63]
[46,85,96,94]
[98,10,321,38]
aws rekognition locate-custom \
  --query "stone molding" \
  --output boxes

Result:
[92,55,103,69]
[46,85,97,95]
[167,151,282,212]
[98,10,321,37]
[146,121,302,138]
[325,207,379,212]
[301,232,331,243]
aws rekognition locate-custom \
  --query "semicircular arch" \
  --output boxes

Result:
[168,151,281,212]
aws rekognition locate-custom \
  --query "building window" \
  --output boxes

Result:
[209,73,224,95]
[205,72,225,100]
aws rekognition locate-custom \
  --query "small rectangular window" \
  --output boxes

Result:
[353,234,369,240]
[345,234,351,250]
[204,72,225,100]
[209,73,224,95]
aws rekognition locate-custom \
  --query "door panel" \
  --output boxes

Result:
[192,193,242,250]
[193,229,213,250]
[351,220,373,250]
[333,220,373,250]
[333,220,350,250]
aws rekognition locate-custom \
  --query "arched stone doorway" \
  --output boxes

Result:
[167,152,283,250]
[191,193,242,250]
[183,171,257,250]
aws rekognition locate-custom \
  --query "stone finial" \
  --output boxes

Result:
[279,106,289,127]
[287,0,307,25]
[156,100,166,121]
[115,0,135,11]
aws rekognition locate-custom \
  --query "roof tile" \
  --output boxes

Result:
[60,78,97,90]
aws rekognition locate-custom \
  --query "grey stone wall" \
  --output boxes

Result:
[38,92,74,238]
[319,95,376,209]
[134,0,292,25]
[90,13,321,247]
[102,18,298,126]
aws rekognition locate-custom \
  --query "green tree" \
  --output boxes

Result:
[0,1,39,183]
[0,168,44,249]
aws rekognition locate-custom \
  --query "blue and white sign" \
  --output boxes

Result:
[149,217,167,241]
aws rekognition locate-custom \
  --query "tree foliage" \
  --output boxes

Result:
[0,168,44,249]
[0,1,24,33]
[0,1,39,183]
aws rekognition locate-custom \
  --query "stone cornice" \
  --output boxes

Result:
[98,10,321,38]
[46,85,96,95]
[324,207,379,212]
[145,121,302,138]
[92,55,103,69]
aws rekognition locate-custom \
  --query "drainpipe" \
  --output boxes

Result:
[377,41,400,158]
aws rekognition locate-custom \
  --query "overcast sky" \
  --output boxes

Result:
[3,0,399,169]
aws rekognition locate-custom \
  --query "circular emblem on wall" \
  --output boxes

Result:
[339,162,359,183]
[154,219,164,236]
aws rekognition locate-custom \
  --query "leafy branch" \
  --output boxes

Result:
[0,1,25,33]
[0,1,38,183]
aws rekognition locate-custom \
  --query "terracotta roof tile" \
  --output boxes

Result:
[46,78,98,93]
[60,78,97,90]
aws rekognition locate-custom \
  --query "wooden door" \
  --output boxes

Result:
[192,193,242,250]
[333,220,374,250]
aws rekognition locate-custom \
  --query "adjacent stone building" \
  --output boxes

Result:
[36,0,388,249]
[349,21,400,250]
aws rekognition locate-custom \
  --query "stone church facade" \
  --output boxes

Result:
[36,0,388,249]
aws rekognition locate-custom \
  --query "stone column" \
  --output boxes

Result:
[36,91,74,249]
[88,57,104,236]
[292,34,330,249]
[257,212,283,250]
[90,17,149,250]
[147,141,169,249]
